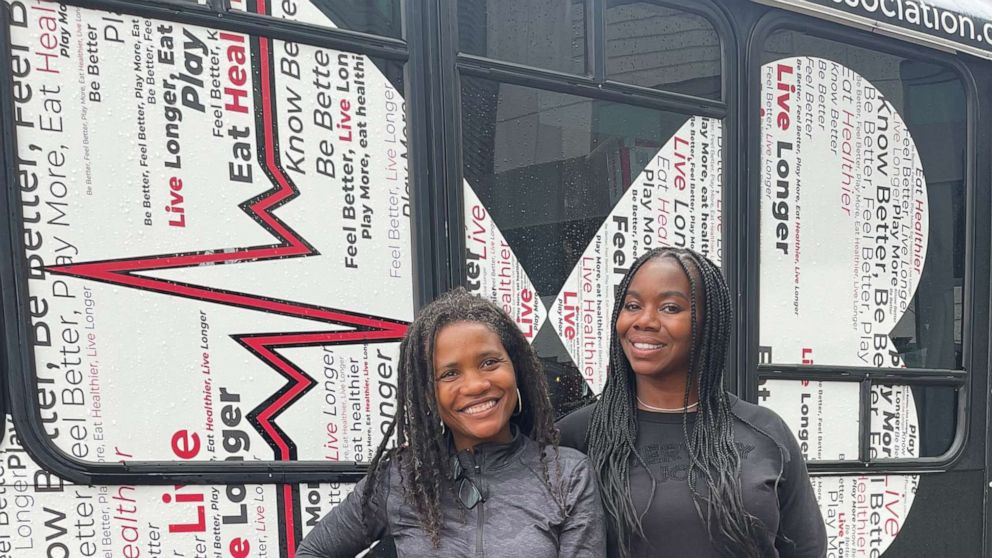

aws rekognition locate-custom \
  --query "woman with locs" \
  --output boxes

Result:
[558,247,827,558]
[297,288,606,557]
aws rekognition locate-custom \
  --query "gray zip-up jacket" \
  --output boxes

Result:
[296,432,605,557]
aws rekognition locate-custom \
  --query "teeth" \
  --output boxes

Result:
[463,400,497,415]
[633,342,664,350]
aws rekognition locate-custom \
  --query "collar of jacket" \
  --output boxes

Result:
[450,424,527,475]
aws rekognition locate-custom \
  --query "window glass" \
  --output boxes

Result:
[758,379,958,461]
[757,379,860,461]
[228,0,403,38]
[870,384,957,459]
[8,5,410,464]
[461,77,722,404]
[758,31,966,371]
[458,0,586,74]
[605,0,721,99]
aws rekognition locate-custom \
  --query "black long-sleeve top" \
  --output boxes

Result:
[557,395,827,558]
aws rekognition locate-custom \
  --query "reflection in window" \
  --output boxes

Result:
[605,0,721,99]
[870,384,957,459]
[458,0,586,74]
[912,385,958,458]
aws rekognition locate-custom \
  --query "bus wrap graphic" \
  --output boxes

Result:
[3,1,411,557]
[792,0,992,60]
[0,1,942,557]
[41,24,409,552]
[759,56,926,555]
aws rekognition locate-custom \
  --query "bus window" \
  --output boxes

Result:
[457,0,587,75]
[752,25,971,554]
[4,3,411,471]
[605,0,722,99]
[460,76,723,408]
[757,32,967,372]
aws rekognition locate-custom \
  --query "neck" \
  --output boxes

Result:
[634,372,698,411]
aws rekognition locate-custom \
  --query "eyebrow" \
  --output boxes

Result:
[626,289,690,301]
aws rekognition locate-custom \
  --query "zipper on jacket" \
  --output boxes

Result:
[475,463,484,558]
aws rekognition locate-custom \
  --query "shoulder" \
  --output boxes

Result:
[728,394,803,461]
[554,444,593,472]
[555,402,597,452]
[519,436,592,483]
[729,393,791,434]
[522,435,589,467]
[363,450,405,499]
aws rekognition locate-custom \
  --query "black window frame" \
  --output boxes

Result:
[741,9,986,474]
[0,0,436,485]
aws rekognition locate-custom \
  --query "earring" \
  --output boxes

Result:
[440,419,446,435]
[515,387,523,415]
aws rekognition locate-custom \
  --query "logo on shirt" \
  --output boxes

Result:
[640,442,756,483]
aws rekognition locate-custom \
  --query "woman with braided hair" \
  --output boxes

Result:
[558,247,826,558]
[297,287,605,557]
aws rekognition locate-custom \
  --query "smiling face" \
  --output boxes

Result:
[433,321,518,451]
[615,256,698,380]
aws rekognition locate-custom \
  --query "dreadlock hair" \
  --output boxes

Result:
[360,287,562,548]
[584,247,770,558]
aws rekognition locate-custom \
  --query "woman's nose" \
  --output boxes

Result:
[633,310,659,330]
[461,370,492,394]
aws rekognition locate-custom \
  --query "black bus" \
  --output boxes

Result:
[0,0,988,556]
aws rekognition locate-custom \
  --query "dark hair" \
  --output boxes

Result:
[361,287,561,547]
[585,247,771,558]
